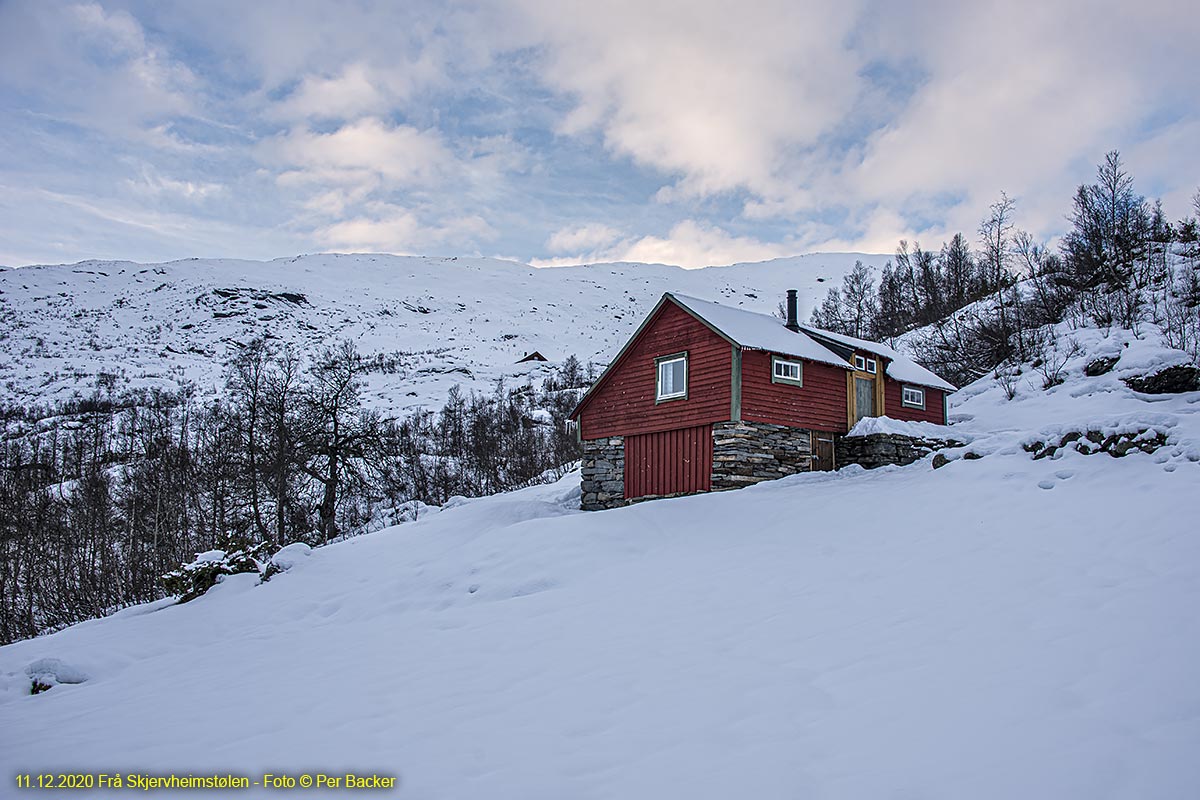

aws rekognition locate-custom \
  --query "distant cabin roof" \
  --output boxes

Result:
[669,293,956,391]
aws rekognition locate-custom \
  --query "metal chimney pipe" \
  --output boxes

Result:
[785,289,799,331]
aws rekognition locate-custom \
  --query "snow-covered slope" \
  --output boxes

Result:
[2,326,1198,798]
[0,252,880,413]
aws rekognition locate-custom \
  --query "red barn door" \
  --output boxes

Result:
[624,424,713,500]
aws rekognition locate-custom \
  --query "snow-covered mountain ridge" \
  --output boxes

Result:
[1,321,1198,798]
[0,252,883,414]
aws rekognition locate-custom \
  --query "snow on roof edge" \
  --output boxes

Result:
[668,293,851,369]
[670,293,955,390]
[797,324,956,391]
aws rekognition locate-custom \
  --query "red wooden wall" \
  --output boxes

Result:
[740,350,850,432]
[883,377,946,424]
[578,302,732,439]
[624,424,713,499]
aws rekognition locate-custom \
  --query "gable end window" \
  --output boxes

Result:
[854,355,866,371]
[865,357,877,374]
[656,353,688,402]
[902,386,925,409]
[771,356,803,386]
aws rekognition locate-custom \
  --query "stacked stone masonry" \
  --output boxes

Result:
[711,421,812,491]
[580,436,626,511]
[581,426,961,511]
[836,432,962,470]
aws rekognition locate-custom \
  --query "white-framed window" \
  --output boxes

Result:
[865,357,877,374]
[854,354,866,371]
[902,386,925,409]
[771,356,803,386]
[656,353,688,402]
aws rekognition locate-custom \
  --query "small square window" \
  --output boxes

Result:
[656,354,687,401]
[865,358,877,374]
[902,386,925,409]
[772,356,803,385]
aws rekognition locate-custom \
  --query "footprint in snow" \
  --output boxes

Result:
[1038,479,1056,490]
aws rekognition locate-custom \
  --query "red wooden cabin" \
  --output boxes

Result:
[569,291,956,510]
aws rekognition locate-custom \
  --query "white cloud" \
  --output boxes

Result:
[1,0,1195,267]
[315,203,496,253]
[273,63,387,121]
[533,220,796,268]
[545,223,623,254]
[268,117,454,188]
[263,117,521,253]
[503,0,1199,250]
[123,166,224,201]
[1,1,200,137]
[507,0,863,204]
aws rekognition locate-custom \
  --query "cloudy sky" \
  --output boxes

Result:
[0,0,1195,268]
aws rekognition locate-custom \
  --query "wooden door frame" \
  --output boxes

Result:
[845,360,886,429]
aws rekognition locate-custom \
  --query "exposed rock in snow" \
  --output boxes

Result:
[25,657,89,689]
[1123,364,1200,394]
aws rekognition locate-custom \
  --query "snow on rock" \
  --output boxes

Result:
[845,415,963,440]
[268,543,312,573]
[25,657,89,687]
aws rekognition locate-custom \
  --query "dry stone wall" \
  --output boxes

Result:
[580,436,626,511]
[582,425,963,511]
[711,421,813,490]
[837,432,961,470]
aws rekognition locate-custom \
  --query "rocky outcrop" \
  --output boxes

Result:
[711,421,812,490]
[1123,364,1200,394]
[1023,428,1168,460]
[580,437,626,511]
[1084,356,1119,377]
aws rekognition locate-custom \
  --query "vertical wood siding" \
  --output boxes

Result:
[624,424,713,499]
[883,377,947,424]
[740,350,851,432]
[578,302,732,439]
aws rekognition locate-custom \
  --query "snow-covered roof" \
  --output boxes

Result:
[669,293,851,369]
[797,325,957,391]
[670,293,956,391]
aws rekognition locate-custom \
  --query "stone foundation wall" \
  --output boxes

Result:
[581,425,967,510]
[711,421,813,490]
[580,436,626,511]
[836,432,957,470]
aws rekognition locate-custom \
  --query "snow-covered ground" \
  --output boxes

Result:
[0,252,880,414]
[2,324,1198,798]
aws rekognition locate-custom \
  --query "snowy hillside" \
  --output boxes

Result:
[2,325,1198,798]
[0,252,881,414]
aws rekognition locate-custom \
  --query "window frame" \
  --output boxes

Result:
[864,357,877,374]
[771,355,804,386]
[901,385,926,409]
[655,352,689,403]
[853,354,866,371]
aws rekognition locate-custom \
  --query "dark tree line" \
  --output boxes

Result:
[811,152,1200,387]
[0,343,590,644]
